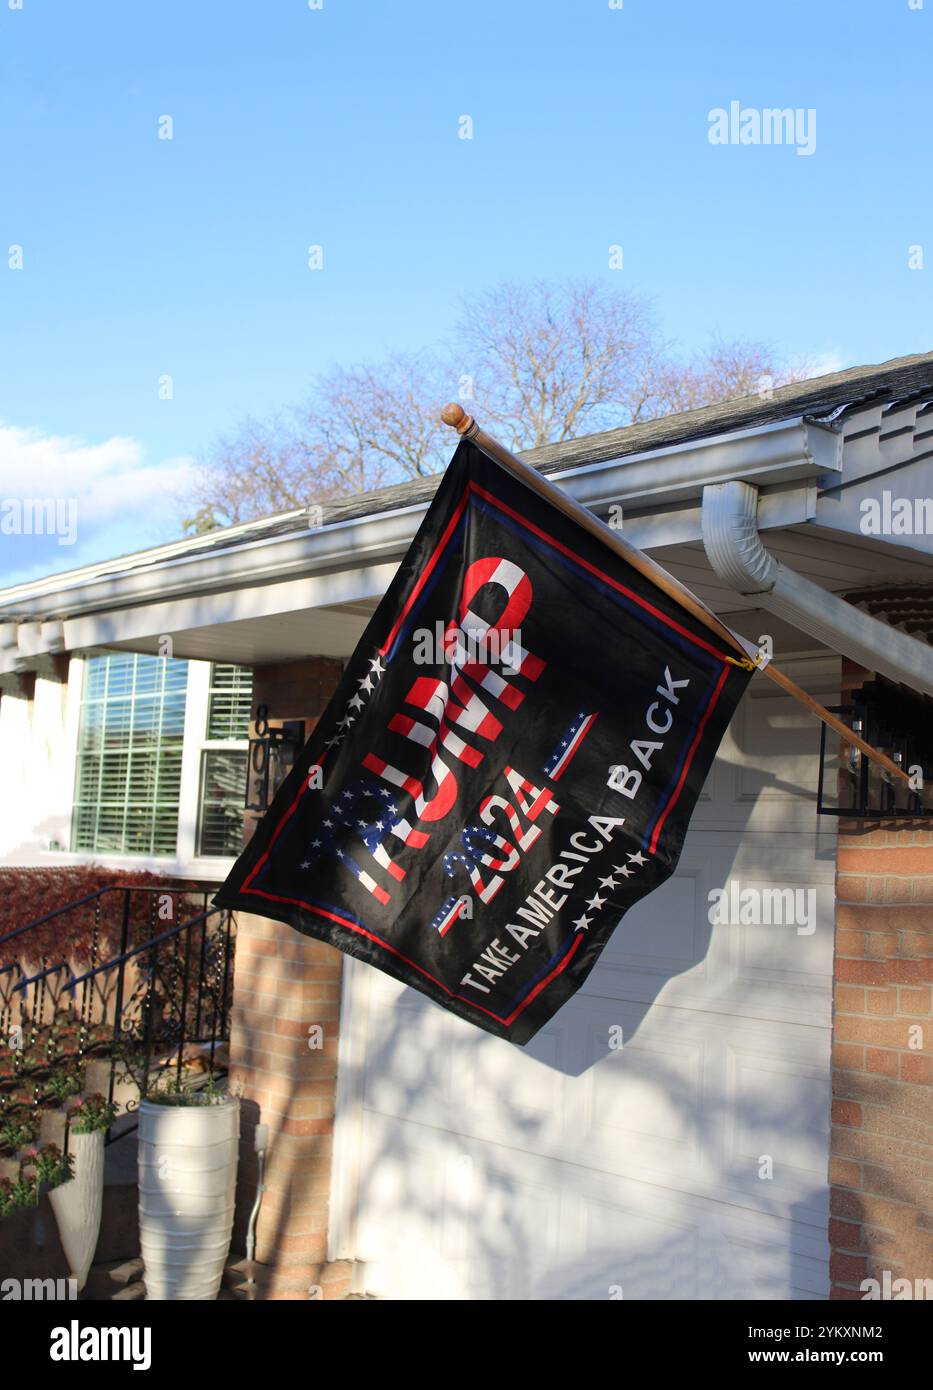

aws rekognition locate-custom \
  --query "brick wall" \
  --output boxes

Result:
[830,823,933,1298]
[228,655,350,1299]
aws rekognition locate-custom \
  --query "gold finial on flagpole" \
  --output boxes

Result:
[441,403,475,434]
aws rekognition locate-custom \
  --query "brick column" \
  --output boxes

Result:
[227,656,351,1299]
[228,915,348,1299]
[829,824,933,1298]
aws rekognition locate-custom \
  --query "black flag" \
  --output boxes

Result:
[216,441,753,1044]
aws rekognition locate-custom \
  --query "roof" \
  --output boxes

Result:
[1,347,932,609]
[194,348,933,547]
[846,584,933,645]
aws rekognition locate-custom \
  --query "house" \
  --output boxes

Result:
[1,351,931,1300]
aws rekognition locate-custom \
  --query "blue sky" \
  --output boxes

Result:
[1,0,931,586]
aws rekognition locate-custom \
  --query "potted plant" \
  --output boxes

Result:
[137,1074,240,1301]
[46,1067,82,1105]
[0,1171,39,1217]
[0,1145,74,1280]
[29,1143,73,1194]
[48,1094,116,1292]
[0,1113,38,1180]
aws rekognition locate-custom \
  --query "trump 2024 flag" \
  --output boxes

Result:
[216,440,753,1044]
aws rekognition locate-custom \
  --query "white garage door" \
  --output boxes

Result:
[330,655,838,1300]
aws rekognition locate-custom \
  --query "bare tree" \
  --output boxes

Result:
[295,357,449,494]
[181,415,321,534]
[456,280,661,450]
[642,338,807,417]
[182,282,806,534]
[183,358,448,535]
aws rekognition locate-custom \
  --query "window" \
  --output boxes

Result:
[197,664,253,857]
[205,662,252,740]
[72,653,189,855]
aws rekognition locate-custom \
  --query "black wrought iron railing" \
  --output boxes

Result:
[0,885,236,1147]
[817,697,933,820]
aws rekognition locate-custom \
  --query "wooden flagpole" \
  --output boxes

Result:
[441,402,910,787]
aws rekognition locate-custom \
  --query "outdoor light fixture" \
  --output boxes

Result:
[245,704,305,814]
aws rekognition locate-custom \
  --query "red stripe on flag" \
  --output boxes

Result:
[379,485,472,656]
[551,712,597,781]
[502,932,586,1027]
[236,888,548,1028]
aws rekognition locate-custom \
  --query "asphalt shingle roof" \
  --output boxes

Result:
[187,348,933,556]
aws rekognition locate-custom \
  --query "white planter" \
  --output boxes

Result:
[48,1129,105,1292]
[137,1096,239,1301]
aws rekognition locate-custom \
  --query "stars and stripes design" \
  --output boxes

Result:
[301,647,451,907]
[429,894,469,937]
[299,778,400,905]
[461,823,515,872]
[544,710,598,781]
[572,849,651,932]
[324,653,386,752]
[299,777,432,906]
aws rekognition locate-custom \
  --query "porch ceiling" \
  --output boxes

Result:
[104,600,378,665]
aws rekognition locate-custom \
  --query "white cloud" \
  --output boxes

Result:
[0,423,195,527]
[0,422,197,588]
[807,350,848,378]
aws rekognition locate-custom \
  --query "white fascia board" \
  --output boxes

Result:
[0,504,428,623]
[548,418,839,509]
[0,506,318,606]
[616,482,815,552]
[61,560,402,651]
[13,621,45,659]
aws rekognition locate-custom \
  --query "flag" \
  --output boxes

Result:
[215,440,754,1044]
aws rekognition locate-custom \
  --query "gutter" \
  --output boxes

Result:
[701,480,933,699]
[0,503,430,624]
[0,416,838,674]
[0,418,837,623]
[549,416,839,510]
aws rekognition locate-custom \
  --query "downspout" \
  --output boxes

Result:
[701,480,933,699]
